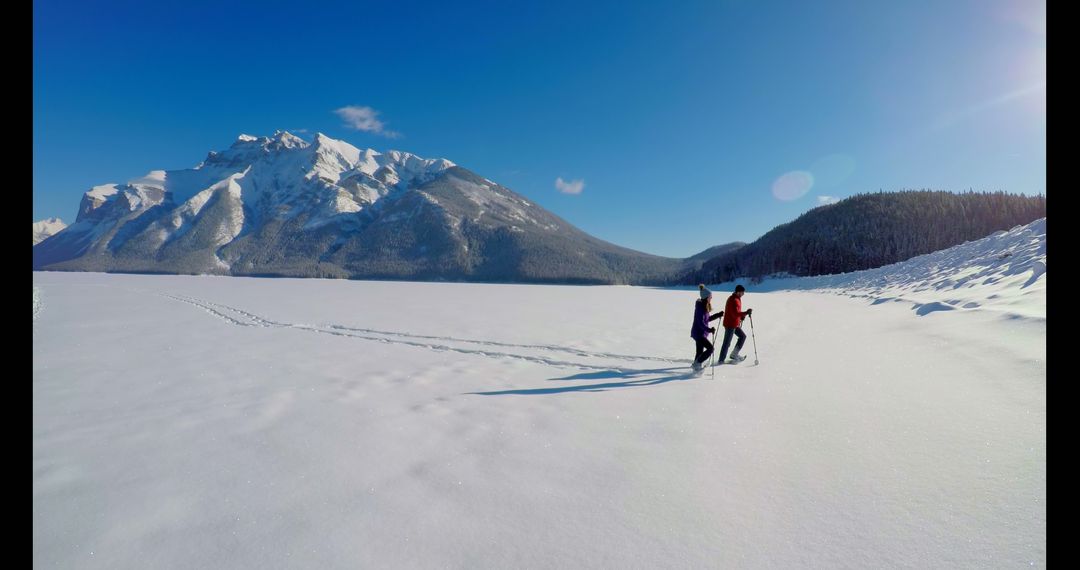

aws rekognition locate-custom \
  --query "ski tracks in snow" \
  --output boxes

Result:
[163,293,682,371]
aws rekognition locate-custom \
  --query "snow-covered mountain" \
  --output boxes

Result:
[32,218,67,245]
[34,131,688,283]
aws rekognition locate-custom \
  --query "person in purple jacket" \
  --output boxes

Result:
[690,284,724,371]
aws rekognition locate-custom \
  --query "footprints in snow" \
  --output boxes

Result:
[162,293,681,371]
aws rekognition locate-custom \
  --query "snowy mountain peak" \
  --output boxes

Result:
[33,217,68,245]
[270,130,308,150]
[312,132,362,159]
[382,150,407,162]
[87,183,120,201]
[35,217,64,227]
[378,150,456,174]
[235,134,259,143]
[128,170,167,189]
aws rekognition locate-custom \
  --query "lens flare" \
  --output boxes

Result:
[772,171,814,201]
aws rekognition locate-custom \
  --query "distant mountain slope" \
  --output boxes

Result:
[686,190,1045,284]
[682,242,746,271]
[716,217,1045,320]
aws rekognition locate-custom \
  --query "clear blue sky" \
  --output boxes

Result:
[33,0,1045,258]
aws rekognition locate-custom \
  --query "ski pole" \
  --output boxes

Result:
[749,313,759,365]
[709,325,719,377]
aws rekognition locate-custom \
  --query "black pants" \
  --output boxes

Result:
[717,327,747,361]
[694,336,714,364]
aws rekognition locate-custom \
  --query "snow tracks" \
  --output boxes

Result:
[164,293,683,371]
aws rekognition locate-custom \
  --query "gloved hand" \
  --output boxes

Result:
[709,327,716,334]
[746,308,753,316]
[718,311,724,316]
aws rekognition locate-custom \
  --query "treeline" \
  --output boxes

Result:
[686,190,1046,284]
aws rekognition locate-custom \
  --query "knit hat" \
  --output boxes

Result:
[698,284,712,299]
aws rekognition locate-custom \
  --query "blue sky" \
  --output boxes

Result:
[33,0,1045,257]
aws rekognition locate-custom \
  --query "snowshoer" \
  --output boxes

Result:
[716,284,753,364]
[690,284,723,371]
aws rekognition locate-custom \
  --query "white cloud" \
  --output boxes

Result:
[334,106,401,138]
[817,195,839,205]
[555,177,585,195]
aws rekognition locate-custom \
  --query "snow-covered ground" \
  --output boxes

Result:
[33,221,1045,568]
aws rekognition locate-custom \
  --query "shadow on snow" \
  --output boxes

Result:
[466,366,703,396]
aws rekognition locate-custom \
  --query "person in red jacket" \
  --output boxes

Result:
[716,284,753,364]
